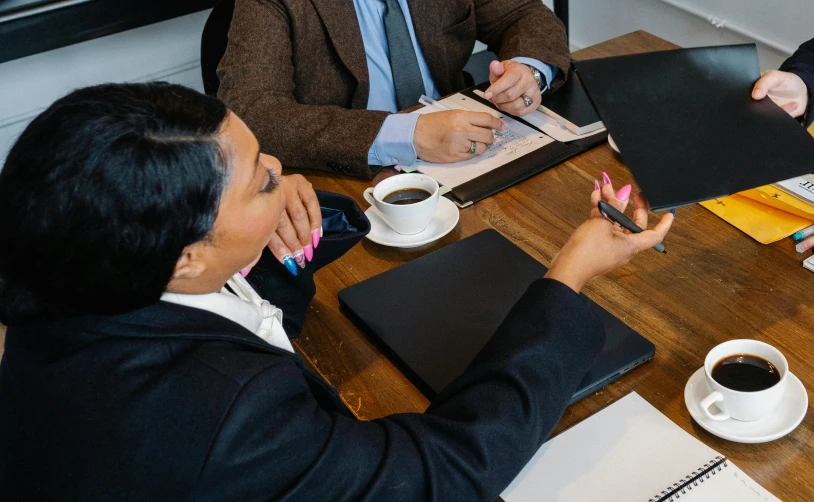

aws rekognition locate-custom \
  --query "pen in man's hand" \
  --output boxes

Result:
[597,200,666,254]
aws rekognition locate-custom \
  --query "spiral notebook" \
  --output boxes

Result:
[502,392,780,502]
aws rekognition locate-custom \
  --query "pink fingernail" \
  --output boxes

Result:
[485,91,493,100]
[303,244,313,262]
[312,229,320,249]
[594,179,600,191]
[616,184,632,202]
[602,172,611,185]
[239,267,251,278]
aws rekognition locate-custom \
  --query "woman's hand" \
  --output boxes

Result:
[267,174,322,275]
[545,174,674,293]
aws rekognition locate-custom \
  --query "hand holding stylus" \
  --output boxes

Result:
[545,172,674,293]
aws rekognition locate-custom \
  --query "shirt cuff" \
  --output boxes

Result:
[367,113,419,166]
[511,57,557,93]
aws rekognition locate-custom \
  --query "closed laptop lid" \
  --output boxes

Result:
[338,230,654,402]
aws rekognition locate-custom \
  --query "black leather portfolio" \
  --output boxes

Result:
[441,86,607,207]
[338,230,655,403]
[575,44,814,211]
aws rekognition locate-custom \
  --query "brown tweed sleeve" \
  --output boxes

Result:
[217,0,389,179]
[474,0,570,90]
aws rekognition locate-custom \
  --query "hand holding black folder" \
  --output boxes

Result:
[575,44,814,210]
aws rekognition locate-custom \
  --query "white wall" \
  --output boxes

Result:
[1,1,812,164]
[0,10,210,163]
[567,0,812,71]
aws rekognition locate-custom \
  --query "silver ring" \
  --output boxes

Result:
[521,94,533,107]
[468,141,477,155]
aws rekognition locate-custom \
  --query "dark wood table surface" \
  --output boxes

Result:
[292,31,814,501]
[1,30,811,501]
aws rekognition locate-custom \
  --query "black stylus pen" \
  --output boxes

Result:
[597,200,666,254]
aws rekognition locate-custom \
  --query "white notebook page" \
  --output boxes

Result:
[408,94,554,189]
[501,392,780,502]
[471,89,607,143]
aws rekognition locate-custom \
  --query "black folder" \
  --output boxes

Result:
[575,44,814,211]
[338,230,655,403]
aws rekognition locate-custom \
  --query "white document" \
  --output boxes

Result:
[773,175,814,205]
[472,89,607,143]
[502,392,780,502]
[408,94,554,189]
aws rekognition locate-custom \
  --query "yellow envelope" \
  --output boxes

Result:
[739,185,814,219]
[700,194,813,244]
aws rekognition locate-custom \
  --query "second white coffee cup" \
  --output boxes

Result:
[363,173,440,235]
[700,339,788,422]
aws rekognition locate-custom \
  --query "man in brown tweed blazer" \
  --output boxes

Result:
[218,0,570,179]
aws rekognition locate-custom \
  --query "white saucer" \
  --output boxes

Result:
[684,367,808,443]
[365,196,459,248]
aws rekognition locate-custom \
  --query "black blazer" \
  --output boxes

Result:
[780,37,814,127]
[0,279,604,501]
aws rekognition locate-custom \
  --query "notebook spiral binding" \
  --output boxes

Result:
[648,456,728,502]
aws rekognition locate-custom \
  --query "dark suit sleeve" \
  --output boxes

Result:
[217,0,389,179]
[194,279,606,502]
[779,38,814,127]
[473,0,570,89]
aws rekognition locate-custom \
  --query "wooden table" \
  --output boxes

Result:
[292,31,814,501]
[0,30,810,501]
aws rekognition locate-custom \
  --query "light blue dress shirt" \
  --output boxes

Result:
[352,0,557,166]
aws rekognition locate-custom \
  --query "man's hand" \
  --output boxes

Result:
[752,69,809,117]
[413,110,504,163]
[483,60,540,117]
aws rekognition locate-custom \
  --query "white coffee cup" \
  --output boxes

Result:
[700,339,788,422]
[363,173,440,235]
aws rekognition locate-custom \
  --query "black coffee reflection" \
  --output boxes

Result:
[383,188,432,205]
[711,354,780,392]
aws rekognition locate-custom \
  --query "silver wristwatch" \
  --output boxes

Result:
[525,64,547,93]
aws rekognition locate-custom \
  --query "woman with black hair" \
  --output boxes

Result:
[0,82,672,501]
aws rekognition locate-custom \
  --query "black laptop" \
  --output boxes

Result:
[339,230,654,404]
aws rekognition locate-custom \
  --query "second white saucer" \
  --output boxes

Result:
[684,367,808,443]
[365,196,459,248]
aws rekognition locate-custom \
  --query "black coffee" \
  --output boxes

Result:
[711,354,780,392]
[383,188,432,205]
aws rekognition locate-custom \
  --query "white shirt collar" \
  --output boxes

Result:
[161,273,294,353]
